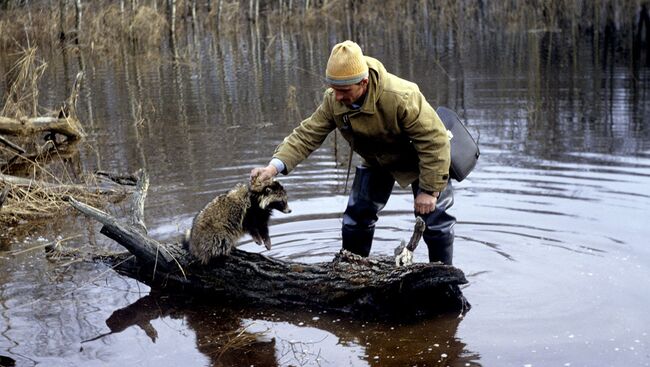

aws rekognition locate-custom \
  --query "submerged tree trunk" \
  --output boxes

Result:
[168,0,178,60]
[68,172,470,317]
[59,0,67,43]
[73,0,82,45]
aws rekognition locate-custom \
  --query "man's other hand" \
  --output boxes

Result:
[414,192,437,215]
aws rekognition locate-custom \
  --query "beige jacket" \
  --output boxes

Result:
[273,57,450,192]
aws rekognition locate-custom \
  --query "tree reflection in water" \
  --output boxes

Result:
[88,292,480,366]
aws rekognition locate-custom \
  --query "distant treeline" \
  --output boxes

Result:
[0,0,649,56]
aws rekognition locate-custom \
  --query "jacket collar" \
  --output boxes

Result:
[332,56,385,116]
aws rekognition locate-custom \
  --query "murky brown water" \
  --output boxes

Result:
[2,26,650,366]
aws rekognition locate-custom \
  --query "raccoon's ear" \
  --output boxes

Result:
[250,175,272,193]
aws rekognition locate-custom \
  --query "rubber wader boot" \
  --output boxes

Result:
[342,166,395,256]
[412,180,456,265]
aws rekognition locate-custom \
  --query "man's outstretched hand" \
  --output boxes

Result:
[250,165,278,183]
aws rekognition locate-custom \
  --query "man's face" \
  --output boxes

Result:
[330,79,368,107]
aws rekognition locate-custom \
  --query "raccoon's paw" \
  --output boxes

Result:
[251,234,264,246]
[263,237,272,250]
[251,234,271,250]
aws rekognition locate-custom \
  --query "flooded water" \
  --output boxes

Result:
[1,26,650,366]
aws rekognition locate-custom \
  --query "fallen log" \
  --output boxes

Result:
[94,171,139,186]
[68,174,470,317]
[0,116,83,141]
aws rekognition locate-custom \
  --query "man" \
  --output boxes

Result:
[250,40,455,264]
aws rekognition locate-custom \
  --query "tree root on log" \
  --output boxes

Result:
[66,171,471,318]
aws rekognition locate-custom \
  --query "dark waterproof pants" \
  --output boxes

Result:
[341,166,456,265]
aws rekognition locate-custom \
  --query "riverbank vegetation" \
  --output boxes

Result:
[0,1,648,57]
[1,0,649,225]
[0,48,129,227]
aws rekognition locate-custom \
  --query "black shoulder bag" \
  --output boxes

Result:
[436,107,480,182]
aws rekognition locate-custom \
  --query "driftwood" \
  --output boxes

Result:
[69,172,470,317]
[0,116,83,141]
[94,171,139,186]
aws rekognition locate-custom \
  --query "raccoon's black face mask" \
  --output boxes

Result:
[266,198,291,213]
[255,181,291,214]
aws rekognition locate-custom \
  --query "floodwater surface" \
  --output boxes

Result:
[1,26,650,366]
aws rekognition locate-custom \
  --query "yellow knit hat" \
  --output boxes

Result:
[325,40,369,86]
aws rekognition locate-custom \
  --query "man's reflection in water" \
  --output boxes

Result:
[90,293,480,366]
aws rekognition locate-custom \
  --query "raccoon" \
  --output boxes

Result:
[187,177,291,264]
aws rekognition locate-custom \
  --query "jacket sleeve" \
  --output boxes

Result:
[398,90,451,192]
[273,91,336,173]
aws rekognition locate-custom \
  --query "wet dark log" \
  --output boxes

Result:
[69,174,470,317]
[94,171,139,186]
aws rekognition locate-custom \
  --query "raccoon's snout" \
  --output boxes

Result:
[263,198,291,214]
[277,201,291,214]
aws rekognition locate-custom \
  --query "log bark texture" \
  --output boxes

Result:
[69,175,470,317]
[0,116,83,141]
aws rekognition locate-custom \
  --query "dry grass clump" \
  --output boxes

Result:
[0,1,167,54]
[129,6,167,49]
[197,324,267,360]
[84,3,167,54]
[1,47,47,119]
[0,150,129,226]
[0,47,121,227]
[0,4,61,51]
[1,47,84,166]
[0,178,99,227]
[84,4,125,53]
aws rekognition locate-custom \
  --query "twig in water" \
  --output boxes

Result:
[8,235,81,256]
